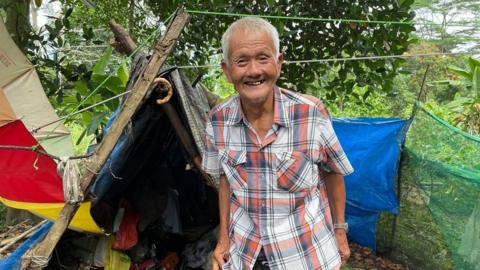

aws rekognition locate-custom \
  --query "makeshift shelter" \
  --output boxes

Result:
[0,18,101,234]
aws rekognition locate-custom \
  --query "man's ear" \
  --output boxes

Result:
[221,61,233,83]
[276,53,284,77]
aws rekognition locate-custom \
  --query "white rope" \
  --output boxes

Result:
[30,90,131,133]
[30,52,458,134]
[57,157,83,203]
[175,52,460,69]
[30,255,51,268]
[284,52,460,64]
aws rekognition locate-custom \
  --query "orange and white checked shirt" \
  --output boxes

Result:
[202,87,353,270]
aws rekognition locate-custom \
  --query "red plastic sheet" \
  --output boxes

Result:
[0,120,63,203]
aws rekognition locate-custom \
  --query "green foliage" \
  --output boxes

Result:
[413,0,480,54]
[56,47,129,145]
[146,0,416,105]
[0,0,31,48]
[430,56,480,135]
[60,0,159,46]
[3,1,418,132]
[66,122,94,155]
[202,68,235,99]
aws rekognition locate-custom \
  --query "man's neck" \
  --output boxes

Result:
[240,96,275,141]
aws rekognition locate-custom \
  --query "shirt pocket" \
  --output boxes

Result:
[219,149,248,190]
[275,151,317,192]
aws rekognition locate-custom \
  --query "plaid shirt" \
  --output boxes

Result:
[202,87,353,270]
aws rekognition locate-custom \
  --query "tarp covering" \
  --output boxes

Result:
[0,19,72,156]
[332,117,408,249]
[89,68,211,231]
[0,18,99,233]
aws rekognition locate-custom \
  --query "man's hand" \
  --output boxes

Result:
[212,237,230,270]
[335,229,350,265]
[213,175,231,270]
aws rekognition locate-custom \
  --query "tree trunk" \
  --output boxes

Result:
[128,0,135,35]
[3,0,31,48]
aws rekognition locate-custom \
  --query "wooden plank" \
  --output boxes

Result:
[21,8,190,269]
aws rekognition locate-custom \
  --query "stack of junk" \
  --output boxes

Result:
[1,16,450,269]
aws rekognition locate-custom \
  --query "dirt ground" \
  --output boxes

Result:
[0,220,36,258]
[348,242,407,270]
[1,221,408,270]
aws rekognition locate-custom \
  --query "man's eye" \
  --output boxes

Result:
[258,56,269,63]
[236,60,247,66]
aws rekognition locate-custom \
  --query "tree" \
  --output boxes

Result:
[437,57,480,135]
[0,0,31,48]
[145,0,416,110]
[413,0,480,54]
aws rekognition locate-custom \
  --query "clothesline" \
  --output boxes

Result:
[33,51,458,132]
[175,52,460,69]
[30,90,131,133]
[185,9,475,28]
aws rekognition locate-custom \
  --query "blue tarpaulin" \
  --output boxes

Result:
[333,117,408,250]
[0,221,53,270]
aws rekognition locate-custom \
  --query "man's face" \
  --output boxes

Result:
[221,29,283,106]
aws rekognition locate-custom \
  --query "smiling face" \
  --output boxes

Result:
[221,29,283,108]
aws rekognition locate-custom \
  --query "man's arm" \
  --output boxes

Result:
[212,175,231,270]
[324,171,350,265]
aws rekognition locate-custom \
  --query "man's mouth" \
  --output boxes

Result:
[244,79,265,86]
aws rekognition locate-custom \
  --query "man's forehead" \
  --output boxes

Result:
[231,27,269,38]
[229,29,275,52]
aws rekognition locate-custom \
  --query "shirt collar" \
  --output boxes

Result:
[226,86,291,128]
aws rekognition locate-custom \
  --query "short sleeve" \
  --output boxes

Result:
[201,118,224,176]
[317,104,354,176]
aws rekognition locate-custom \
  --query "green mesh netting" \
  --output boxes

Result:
[378,104,480,270]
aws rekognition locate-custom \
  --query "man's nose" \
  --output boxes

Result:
[246,60,262,77]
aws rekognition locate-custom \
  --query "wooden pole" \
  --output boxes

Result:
[109,19,137,55]
[160,102,215,186]
[21,8,190,269]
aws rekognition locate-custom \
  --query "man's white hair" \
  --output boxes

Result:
[221,17,280,63]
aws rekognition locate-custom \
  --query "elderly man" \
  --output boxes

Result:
[202,17,353,270]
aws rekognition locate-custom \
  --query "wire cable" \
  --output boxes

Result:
[175,52,461,69]
[30,90,131,133]
[185,9,475,28]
